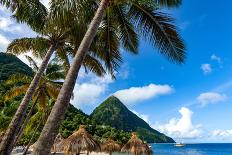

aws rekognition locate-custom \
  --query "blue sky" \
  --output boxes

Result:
[1,0,232,142]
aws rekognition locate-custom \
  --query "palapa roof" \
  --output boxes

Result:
[51,133,65,152]
[63,125,100,154]
[101,139,121,153]
[121,132,153,155]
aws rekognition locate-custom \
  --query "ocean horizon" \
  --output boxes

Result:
[113,143,232,155]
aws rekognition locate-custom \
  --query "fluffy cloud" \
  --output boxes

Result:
[71,72,113,107]
[153,107,202,139]
[0,17,22,33]
[201,63,212,74]
[114,84,173,105]
[197,92,227,106]
[132,110,150,124]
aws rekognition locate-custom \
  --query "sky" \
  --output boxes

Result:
[1,0,232,143]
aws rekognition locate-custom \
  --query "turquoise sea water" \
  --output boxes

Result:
[114,143,232,155]
[151,143,232,155]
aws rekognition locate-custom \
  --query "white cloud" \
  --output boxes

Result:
[209,129,232,142]
[197,92,227,106]
[132,110,150,124]
[114,84,173,105]
[71,73,113,107]
[0,17,22,33]
[211,54,222,64]
[201,63,212,74]
[0,33,9,51]
[153,107,202,139]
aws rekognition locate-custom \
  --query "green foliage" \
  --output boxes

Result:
[0,53,33,82]
[91,96,175,143]
[59,104,131,144]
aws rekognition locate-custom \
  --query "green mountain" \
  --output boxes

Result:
[91,96,175,143]
[0,52,33,82]
[0,53,174,144]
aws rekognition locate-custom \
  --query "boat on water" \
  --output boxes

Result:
[174,143,186,147]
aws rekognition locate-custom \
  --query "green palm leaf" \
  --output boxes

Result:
[113,5,139,54]
[7,37,49,59]
[128,3,186,63]
[83,54,106,77]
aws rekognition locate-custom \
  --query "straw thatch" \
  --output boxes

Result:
[63,125,100,155]
[101,139,121,155]
[51,133,65,153]
[121,132,153,155]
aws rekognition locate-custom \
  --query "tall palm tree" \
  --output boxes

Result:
[0,20,69,154]
[34,0,185,154]
[4,57,65,144]
[0,1,112,154]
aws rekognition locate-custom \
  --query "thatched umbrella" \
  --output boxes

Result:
[51,133,65,153]
[121,132,152,155]
[101,139,121,155]
[63,125,100,155]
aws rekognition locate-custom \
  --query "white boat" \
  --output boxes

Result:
[174,143,186,147]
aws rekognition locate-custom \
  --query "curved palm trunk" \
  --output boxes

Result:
[33,0,109,154]
[0,45,56,155]
[13,97,39,147]
[22,113,44,155]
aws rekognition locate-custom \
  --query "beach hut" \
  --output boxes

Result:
[51,133,65,153]
[63,125,100,155]
[121,132,152,155]
[101,139,121,155]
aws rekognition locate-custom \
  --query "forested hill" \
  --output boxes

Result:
[91,96,175,143]
[0,52,33,82]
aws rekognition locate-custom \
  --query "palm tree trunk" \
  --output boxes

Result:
[22,113,44,155]
[13,96,39,147]
[33,0,109,154]
[0,45,56,155]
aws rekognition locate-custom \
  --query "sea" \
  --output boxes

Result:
[151,143,232,155]
[114,143,232,155]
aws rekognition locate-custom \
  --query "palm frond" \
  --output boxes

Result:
[83,54,106,77]
[4,84,29,101]
[46,63,64,75]
[6,37,49,59]
[156,0,182,8]
[46,83,61,99]
[46,71,65,81]
[5,74,32,85]
[113,5,139,54]
[128,3,186,63]
[12,0,48,31]
[91,11,123,77]
[25,55,39,71]
[56,48,71,74]
[37,88,49,111]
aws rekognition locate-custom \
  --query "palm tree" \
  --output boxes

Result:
[0,33,109,153]
[34,0,186,154]
[0,1,116,153]
[4,57,65,144]
[0,0,47,30]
